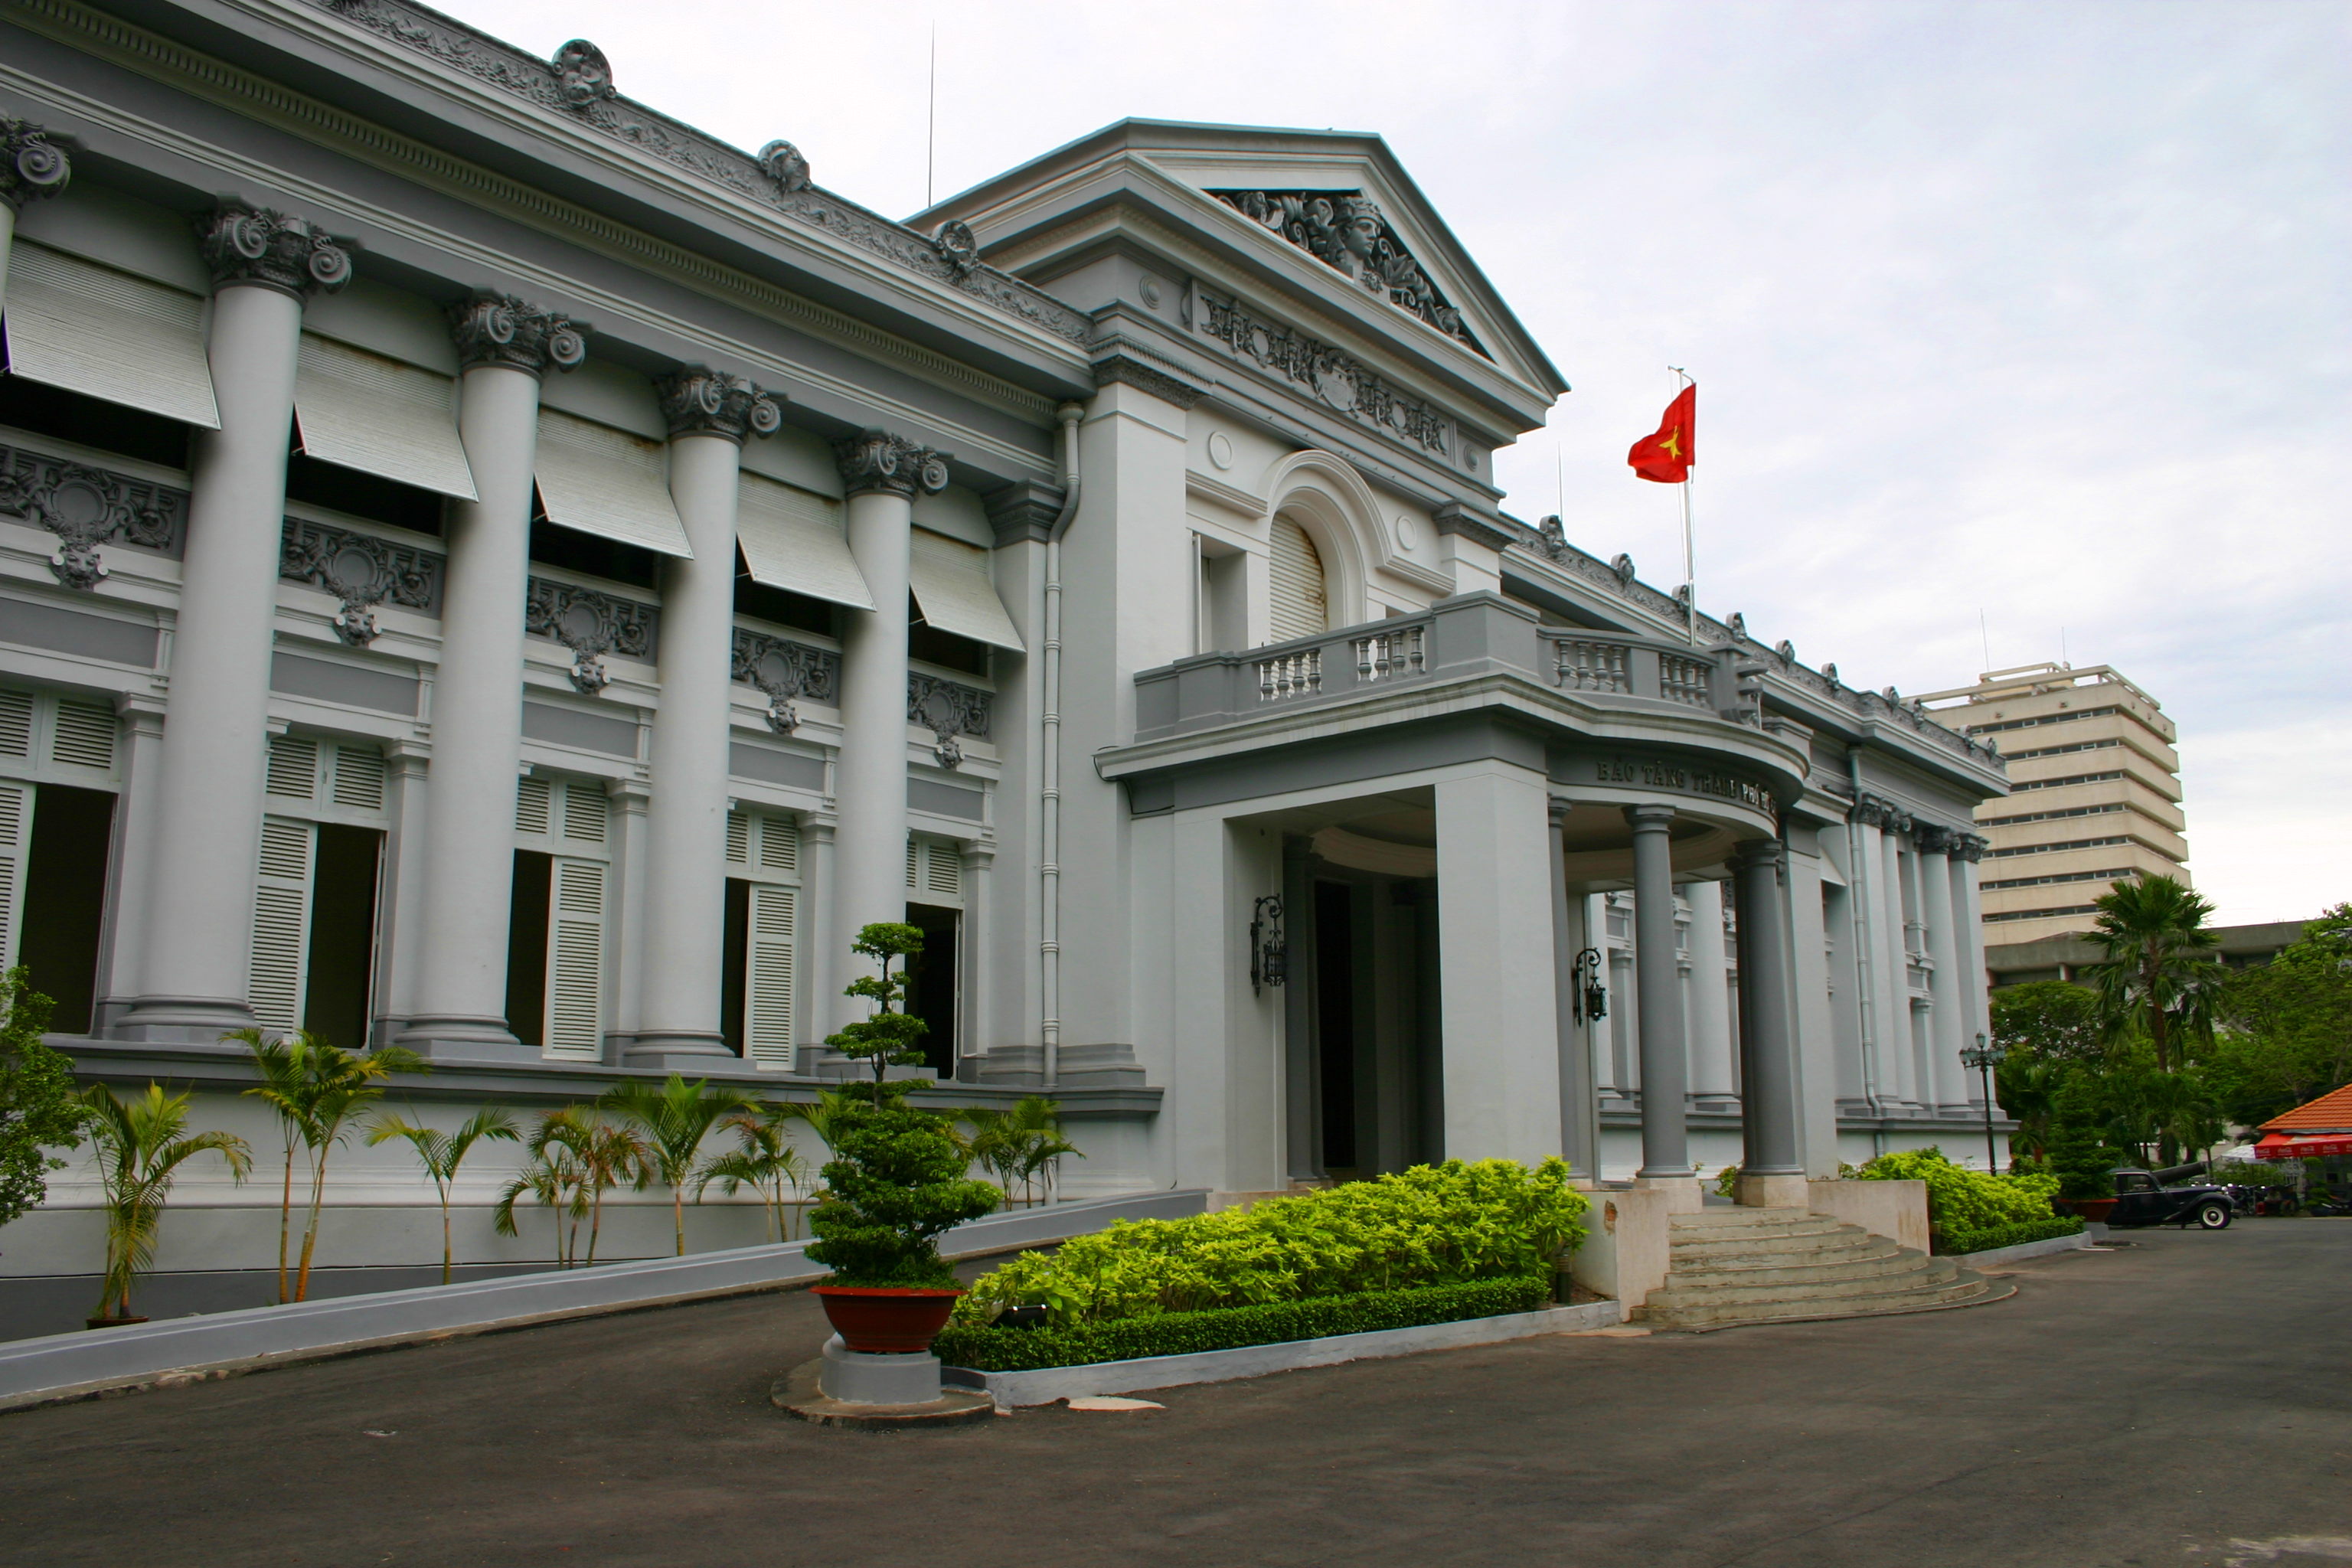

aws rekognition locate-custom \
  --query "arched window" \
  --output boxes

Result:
[1267,515,1328,643]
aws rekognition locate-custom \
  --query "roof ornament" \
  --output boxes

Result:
[1210,188,1484,354]
[757,139,811,192]
[1537,514,1570,562]
[1609,551,1637,588]
[933,220,980,279]
[550,40,615,107]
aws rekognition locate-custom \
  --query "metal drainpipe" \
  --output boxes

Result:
[1846,750,1880,1117]
[1039,402,1084,1091]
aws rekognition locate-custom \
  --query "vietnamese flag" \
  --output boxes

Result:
[1628,385,1695,483]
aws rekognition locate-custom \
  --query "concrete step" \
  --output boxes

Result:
[1668,1222,1869,1260]
[1645,1270,1999,1330]
[1647,1251,1958,1309]
[1661,1247,1926,1295]
[1669,1206,1811,1228]
[1677,1237,1904,1276]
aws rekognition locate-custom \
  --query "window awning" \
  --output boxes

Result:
[733,472,872,609]
[2,243,219,428]
[2252,1132,2352,1160]
[294,334,476,499]
[907,528,1023,652]
[533,408,691,558]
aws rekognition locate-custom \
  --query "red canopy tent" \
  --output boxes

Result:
[2253,1132,2352,1161]
[2252,1083,2352,1161]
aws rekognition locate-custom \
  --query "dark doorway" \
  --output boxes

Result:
[719,877,750,1056]
[1314,879,1359,1174]
[903,902,960,1076]
[18,784,114,1034]
[302,824,381,1048]
[504,851,553,1048]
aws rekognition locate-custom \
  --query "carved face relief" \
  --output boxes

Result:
[551,40,615,106]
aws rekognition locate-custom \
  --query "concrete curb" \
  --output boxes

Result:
[1948,1231,2095,1269]
[0,1189,1207,1412]
[944,1297,1628,1407]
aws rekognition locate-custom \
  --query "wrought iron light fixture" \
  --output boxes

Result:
[1250,895,1286,995]
[1572,947,1607,1024]
[1958,1031,2007,1172]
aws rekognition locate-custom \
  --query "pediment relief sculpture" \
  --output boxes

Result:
[1211,188,1486,357]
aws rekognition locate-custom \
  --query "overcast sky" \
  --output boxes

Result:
[454,0,2349,926]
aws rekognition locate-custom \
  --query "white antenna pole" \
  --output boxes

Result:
[1668,365,1695,645]
[1979,609,1993,674]
[926,25,937,209]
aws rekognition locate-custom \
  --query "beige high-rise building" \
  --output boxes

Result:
[1917,663,2188,946]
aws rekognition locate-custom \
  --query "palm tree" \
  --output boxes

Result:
[80,1083,250,1322]
[962,1096,1082,1207]
[776,1089,858,1157]
[493,1139,586,1268]
[693,1105,812,1243]
[232,1030,427,1302]
[529,1106,650,1266]
[366,1107,519,1283]
[601,1075,759,1256]
[2083,875,2226,1074]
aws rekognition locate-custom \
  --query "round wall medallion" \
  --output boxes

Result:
[1138,275,1164,309]
[1395,514,1419,550]
[1206,432,1235,470]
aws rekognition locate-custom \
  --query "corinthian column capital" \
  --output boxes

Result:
[0,117,70,212]
[196,201,354,299]
[447,292,588,377]
[656,365,782,443]
[834,430,949,498]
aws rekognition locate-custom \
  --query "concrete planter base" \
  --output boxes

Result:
[945,1298,1626,1408]
[772,1359,995,1429]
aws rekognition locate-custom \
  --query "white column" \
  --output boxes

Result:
[609,779,651,1053]
[1877,813,1919,1109]
[629,370,779,1067]
[395,296,582,1061]
[1781,831,1843,1175]
[960,842,992,1080]
[1433,767,1562,1166]
[1917,831,1968,1112]
[376,745,430,1042]
[800,818,836,1068]
[1628,804,1694,1193]
[1952,835,1992,1104]
[828,432,945,1026]
[0,118,70,309]
[91,697,165,1034]
[1684,878,1737,1111]
[119,205,351,1040]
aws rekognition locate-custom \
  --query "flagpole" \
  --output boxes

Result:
[1669,365,1695,645]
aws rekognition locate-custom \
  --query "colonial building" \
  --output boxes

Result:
[0,0,2008,1283]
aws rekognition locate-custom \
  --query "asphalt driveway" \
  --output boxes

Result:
[1,1221,2345,1567]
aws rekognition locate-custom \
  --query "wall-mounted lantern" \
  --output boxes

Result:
[1572,946,1607,1024]
[1250,895,1287,995]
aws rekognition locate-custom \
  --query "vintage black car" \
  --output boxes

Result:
[2105,1163,2233,1230]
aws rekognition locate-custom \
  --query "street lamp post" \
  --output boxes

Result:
[1958,1031,2007,1172]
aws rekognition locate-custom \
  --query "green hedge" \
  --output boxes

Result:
[1936,1214,2084,1257]
[934,1276,1552,1373]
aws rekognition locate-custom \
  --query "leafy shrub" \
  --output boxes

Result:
[936,1277,1550,1372]
[1935,1214,2085,1256]
[955,1158,1586,1328]
[804,1080,998,1288]
[1856,1147,2062,1234]
[2047,1125,2132,1200]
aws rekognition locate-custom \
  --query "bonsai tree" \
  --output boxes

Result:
[0,968,87,1229]
[602,1074,760,1256]
[366,1107,519,1283]
[805,924,998,1288]
[81,1083,251,1322]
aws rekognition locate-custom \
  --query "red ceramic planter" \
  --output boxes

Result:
[810,1286,964,1354]
[2066,1197,2118,1223]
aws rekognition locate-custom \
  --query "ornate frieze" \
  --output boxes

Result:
[1911,822,1957,856]
[303,0,1090,344]
[1092,349,1203,409]
[1197,290,1449,456]
[655,366,781,443]
[0,443,187,590]
[908,673,991,769]
[730,629,838,733]
[0,117,70,212]
[524,577,655,693]
[279,518,441,645]
[1852,793,1915,835]
[933,221,980,279]
[448,293,587,376]
[834,432,949,499]
[196,203,354,299]
[1210,188,1485,355]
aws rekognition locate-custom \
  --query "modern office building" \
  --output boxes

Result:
[1919,663,2187,946]
[0,0,2009,1282]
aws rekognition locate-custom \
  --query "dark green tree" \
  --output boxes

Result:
[2207,903,2352,1126]
[2082,874,2225,1073]
[823,923,929,1083]
[1991,980,2105,1065]
[0,968,85,1228]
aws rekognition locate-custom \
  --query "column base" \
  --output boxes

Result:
[1632,1174,1705,1212]
[970,1041,1147,1089]
[392,1015,539,1065]
[1736,1171,1811,1209]
[621,1031,738,1072]
[110,995,255,1044]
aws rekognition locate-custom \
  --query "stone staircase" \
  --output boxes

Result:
[1635,1207,2013,1331]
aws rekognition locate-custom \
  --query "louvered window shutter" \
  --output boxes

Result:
[758,816,799,874]
[926,843,961,903]
[266,736,319,801]
[744,884,796,1067]
[0,691,33,760]
[561,783,608,844]
[515,776,553,836]
[329,744,386,812]
[1266,517,1328,644]
[250,817,315,1031]
[726,811,751,866]
[906,837,920,893]
[544,858,605,1059]
[0,782,29,972]
[49,700,117,771]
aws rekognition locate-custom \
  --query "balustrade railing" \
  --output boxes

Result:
[1256,647,1322,702]
[1659,652,1713,709]
[1551,638,1631,694]
[1352,626,1425,683]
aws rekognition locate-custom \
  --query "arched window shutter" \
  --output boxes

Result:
[1266,517,1328,645]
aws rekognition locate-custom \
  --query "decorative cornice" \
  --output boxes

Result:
[834,432,949,499]
[985,480,1065,546]
[0,116,70,213]
[1953,833,1989,864]
[655,366,782,443]
[1911,822,1957,857]
[300,0,1090,345]
[1208,188,1487,358]
[524,577,655,692]
[0,442,186,590]
[908,673,991,769]
[447,292,587,377]
[279,517,441,644]
[1431,503,1514,554]
[1195,288,1450,457]
[195,202,354,299]
[1853,793,1915,835]
[1092,349,1204,409]
[730,629,838,733]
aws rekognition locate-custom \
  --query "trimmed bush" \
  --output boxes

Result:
[1936,1214,2085,1257]
[935,1277,1552,1373]
[954,1158,1587,1328]
[1855,1147,2061,1233]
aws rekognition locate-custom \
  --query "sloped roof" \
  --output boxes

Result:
[2260,1082,2352,1133]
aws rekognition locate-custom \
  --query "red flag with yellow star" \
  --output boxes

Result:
[1628,385,1695,483]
